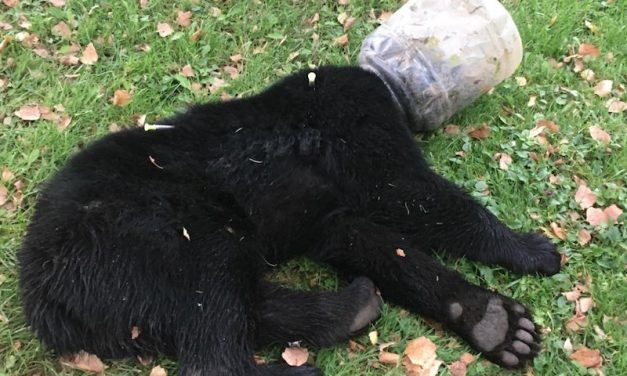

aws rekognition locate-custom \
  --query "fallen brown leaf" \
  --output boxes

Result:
[230,54,242,63]
[578,297,593,314]
[223,66,239,79]
[578,229,591,246]
[209,78,226,94]
[157,22,174,38]
[379,351,400,364]
[14,105,41,121]
[111,89,131,107]
[1,167,14,182]
[343,17,356,32]
[459,353,475,365]
[377,11,393,24]
[0,35,13,52]
[444,124,460,135]
[563,338,573,353]
[378,342,395,352]
[56,115,71,131]
[593,325,606,340]
[18,15,31,29]
[403,337,442,376]
[535,119,559,133]
[568,211,580,221]
[0,184,8,206]
[338,0,349,5]
[149,365,167,376]
[210,7,221,17]
[548,174,559,184]
[335,34,348,46]
[604,204,622,223]
[550,222,567,241]
[368,330,378,345]
[495,152,512,171]
[575,184,596,209]
[560,252,568,266]
[51,21,71,38]
[565,312,587,332]
[281,347,308,367]
[3,0,18,7]
[177,11,192,28]
[448,361,467,376]
[33,47,50,58]
[562,289,580,302]
[15,32,36,48]
[60,351,105,374]
[584,20,600,34]
[59,54,79,65]
[49,0,65,7]
[287,51,299,62]
[307,13,320,26]
[579,69,595,82]
[139,0,148,10]
[578,43,599,57]
[80,43,98,65]
[190,29,202,42]
[570,347,602,368]
[593,80,612,97]
[349,340,366,352]
[588,125,612,144]
[180,64,194,77]
[515,76,527,86]
[606,98,626,113]
[586,207,607,227]
[337,12,348,26]
[468,123,490,140]
[548,58,563,69]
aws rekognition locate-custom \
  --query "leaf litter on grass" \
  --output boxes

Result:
[1,1,626,375]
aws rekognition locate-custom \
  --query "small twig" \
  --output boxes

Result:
[144,123,175,131]
[308,72,316,87]
[148,155,164,169]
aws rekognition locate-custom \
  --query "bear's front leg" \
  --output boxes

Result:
[255,278,382,348]
[311,217,540,368]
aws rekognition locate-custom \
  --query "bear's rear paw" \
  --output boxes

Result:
[347,277,383,334]
[447,294,540,368]
[505,233,561,276]
[260,363,322,376]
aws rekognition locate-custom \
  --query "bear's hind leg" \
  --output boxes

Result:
[255,277,382,348]
[175,299,323,376]
[373,173,561,275]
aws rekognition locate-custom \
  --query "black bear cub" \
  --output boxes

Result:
[19,66,560,375]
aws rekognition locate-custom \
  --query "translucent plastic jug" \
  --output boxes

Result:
[359,0,523,131]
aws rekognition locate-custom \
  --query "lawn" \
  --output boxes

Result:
[0,0,625,375]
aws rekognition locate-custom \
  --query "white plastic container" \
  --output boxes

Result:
[359,0,523,131]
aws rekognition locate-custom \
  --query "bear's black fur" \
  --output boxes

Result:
[19,66,561,375]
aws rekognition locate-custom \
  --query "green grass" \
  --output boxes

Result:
[1,0,625,375]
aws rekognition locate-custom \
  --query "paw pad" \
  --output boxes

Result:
[448,302,463,321]
[450,295,540,368]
